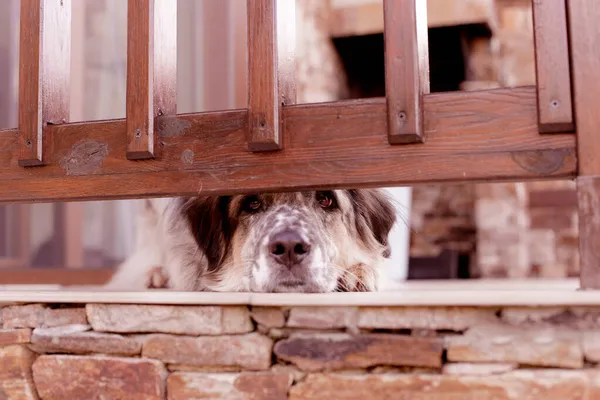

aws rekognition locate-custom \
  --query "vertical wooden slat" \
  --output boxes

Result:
[246,0,296,152]
[0,0,20,130]
[126,0,177,160]
[567,0,600,289]
[383,0,429,144]
[18,0,71,166]
[532,0,574,133]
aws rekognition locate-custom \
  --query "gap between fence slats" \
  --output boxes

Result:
[532,0,574,133]
[18,0,71,166]
[383,0,429,144]
[126,0,177,160]
[246,0,296,152]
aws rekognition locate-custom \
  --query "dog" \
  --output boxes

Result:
[106,189,397,293]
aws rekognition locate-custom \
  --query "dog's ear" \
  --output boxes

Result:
[348,189,397,257]
[181,196,234,271]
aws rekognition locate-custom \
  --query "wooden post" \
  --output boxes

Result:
[567,0,600,289]
[126,0,177,160]
[18,0,71,166]
[246,0,296,152]
[383,0,429,144]
[532,0,574,133]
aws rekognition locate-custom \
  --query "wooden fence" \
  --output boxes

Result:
[1,0,599,288]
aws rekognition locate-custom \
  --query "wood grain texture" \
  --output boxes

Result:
[383,0,429,144]
[577,177,600,289]
[246,0,296,151]
[18,0,71,166]
[0,88,576,203]
[532,0,574,133]
[568,0,600,176]
[126,0,177,160]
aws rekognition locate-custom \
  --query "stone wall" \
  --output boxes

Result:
[296,0,349,104]
[3,302,600,399]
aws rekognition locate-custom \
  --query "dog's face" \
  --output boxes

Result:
[181,189,396,293]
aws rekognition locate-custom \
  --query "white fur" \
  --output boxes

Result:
[104,199,166,290]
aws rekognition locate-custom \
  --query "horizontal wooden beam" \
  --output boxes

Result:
[0,87,575,203]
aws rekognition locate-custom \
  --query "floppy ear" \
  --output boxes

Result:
[348,189,397,257]
[180,196,234,271]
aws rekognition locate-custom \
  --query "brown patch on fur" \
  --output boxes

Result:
[180,196,236,271]
[348,189,396,258]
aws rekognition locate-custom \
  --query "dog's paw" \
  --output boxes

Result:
[145,266,170,289]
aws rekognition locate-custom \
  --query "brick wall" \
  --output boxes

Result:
[3,302,600,399]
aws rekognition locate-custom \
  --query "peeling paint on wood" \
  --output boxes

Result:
[157,116,192,138]
[59,140,108,176]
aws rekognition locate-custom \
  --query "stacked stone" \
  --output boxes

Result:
[475,180,579,279]
[410,185,477,258]
[4,302,600,398]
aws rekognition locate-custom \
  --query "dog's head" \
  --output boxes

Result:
[180,189,397,293]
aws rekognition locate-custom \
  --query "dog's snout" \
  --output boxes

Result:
[269,230,311,267]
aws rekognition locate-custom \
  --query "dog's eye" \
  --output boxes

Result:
[242,196,262,212]
[316,191,334,209]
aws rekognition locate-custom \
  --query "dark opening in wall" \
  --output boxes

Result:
[332,23,492,98]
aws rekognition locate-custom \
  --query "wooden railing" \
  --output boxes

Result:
[1,0,599,288]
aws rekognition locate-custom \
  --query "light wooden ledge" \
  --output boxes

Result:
[2,279,600,306]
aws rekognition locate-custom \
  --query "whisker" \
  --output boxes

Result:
[327,263,371,291]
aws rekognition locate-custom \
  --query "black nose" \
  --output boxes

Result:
[269,230,311,267]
